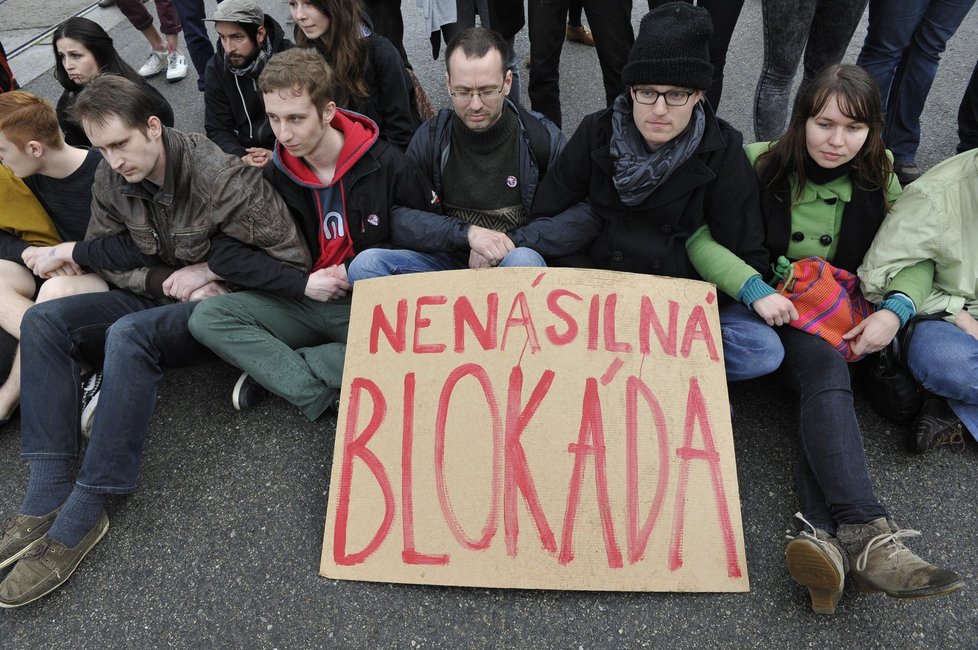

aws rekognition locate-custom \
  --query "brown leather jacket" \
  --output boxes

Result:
[86,128,310,297]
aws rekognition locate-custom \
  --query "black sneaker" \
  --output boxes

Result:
[232,372,267,411]
[80,372,102,438]
[911,398,966,454]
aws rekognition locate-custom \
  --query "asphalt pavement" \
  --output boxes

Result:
[1,1,977,647]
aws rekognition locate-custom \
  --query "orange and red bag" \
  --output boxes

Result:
[773,256,872,362]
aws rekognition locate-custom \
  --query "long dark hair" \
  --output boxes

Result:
[293,0,369,104]
[755,64,894,211]
[52,17,142,92]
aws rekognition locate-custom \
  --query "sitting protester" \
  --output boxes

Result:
[189,48,435,417]
[0,91,108,428]
[529,3,786,382]
[52,17,174,147]
[746,63,963,614]
[203,0,293,167]
[348,27,566,281]
[859,148,978,453]
[0,74,308,608]
[291,0,417,150]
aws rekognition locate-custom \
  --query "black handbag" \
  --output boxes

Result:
[856,315,938,424]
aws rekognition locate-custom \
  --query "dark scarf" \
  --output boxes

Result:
[760,152,887,274]
[226,34,272,78]
[610,93,705,206]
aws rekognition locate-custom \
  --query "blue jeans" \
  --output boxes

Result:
[754,0,868,140]
[19,292,208,494]
[856,0,977,163]
[718,302,785,381]
[347,247,546,282]
[777,327,888,533]
[906,319,978,441]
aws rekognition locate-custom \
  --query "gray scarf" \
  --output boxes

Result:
[610,93,705,207]
[226,34,272,78]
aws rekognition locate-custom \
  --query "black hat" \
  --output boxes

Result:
[622,2,713,90]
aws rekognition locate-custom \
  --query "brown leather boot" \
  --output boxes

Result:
[837,518,965,599]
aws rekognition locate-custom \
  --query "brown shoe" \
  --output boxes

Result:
[837,517,965,599]
[0,511,58,570]
[565,24,595,47]
[785,514,848,614]
[0,512,109,608]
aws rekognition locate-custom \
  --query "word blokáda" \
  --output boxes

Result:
[321,268,749,592]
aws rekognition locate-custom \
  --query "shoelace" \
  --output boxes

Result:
[22,538,52,561]
[785,511,820,541]
[855,527,921,571]
[930,423,966,453]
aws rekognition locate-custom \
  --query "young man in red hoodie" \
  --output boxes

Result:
[189,47,436,419]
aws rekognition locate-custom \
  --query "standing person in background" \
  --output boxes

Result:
[956,58,978,153]
[168,0,218,91]
[52,18,174,146]
[747,63,963,614]
[291,0,417,151]
[527,0,633,128]
[753,0,867,141]
[648,0,745,111]
[857,0,977,185]
[203,0,293,167]
[112,0,189,82]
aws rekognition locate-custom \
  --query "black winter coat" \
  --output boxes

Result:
[530,99,769,281]
[203,14,293,157]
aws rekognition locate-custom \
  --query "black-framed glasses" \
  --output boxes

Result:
[631,87,695,106]
[449,86,505,103]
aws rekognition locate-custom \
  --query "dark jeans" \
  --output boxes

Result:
[857,0,977,163]
[777,327,888,533]
[958,58,978,152]
[169,0,216,90]
[754,0,868,140]
[19,292,208,494]
[649,0,747,110]
[527,0,634,128]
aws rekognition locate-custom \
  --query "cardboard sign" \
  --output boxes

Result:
[321,268,749,592]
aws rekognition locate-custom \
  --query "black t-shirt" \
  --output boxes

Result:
[24,148,102,241]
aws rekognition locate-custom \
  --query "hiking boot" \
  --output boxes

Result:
[893,162,922,186]
[0,512,108,608]
[785,513,848,614]
[837,517,965,599]
[80,371,102,439]
[232,372,267,411]
[0,511,58,570]
[137,50,167,77]
[166,51,188,82]
[912,398,966,454]
[565,24,595,47]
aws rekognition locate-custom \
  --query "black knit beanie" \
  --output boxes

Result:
[622,2,713,90]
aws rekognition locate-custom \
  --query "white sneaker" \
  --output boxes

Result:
[137,50,167,77]
[166,51,188,82]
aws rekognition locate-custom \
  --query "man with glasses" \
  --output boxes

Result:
[529,3,788,383]
[348,27,591,281]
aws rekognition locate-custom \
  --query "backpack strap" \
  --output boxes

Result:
[515,104,552,177]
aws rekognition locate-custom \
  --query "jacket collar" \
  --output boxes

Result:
[119,126,180,206]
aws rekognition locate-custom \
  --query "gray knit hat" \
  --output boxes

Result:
[622,2,713,90]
